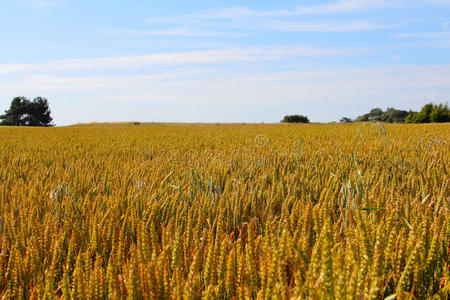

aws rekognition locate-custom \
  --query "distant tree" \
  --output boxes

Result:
[405,110,419,123]
[356,108,383,122]
[0,97,29,126]
[406,102,449,123]
[356,107,408,123]
[380,107,409,123]
[281,114,309,123]
[340,117,352,123]
[0,96,54,126]
[417,103,434,123]
[430,103,450,122]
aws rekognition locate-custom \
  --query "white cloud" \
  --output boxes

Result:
[175,1,392,19]
[144,1,398,33]
[57,65,450,95]
[102,27,249,37]
[142,0,398,35]
[253,20,397,32]
[394,32,450,39]
[1,64,449,124]
[144,18,396,33]
[0,45,367,75]
[294,0,391,14]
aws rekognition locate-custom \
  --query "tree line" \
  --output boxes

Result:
[340,102,449,124]
[1,96,449,126]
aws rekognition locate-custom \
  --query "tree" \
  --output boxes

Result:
[0,96,54,126]
[417,103,434,123]
[406,102,449,123]
[356,108,383,122]
[429,103,450,123]
[380,107,409,123]
[340,117,352,123]
[356,107,409,123]
[281,114,309,123]
[405,110,419,123]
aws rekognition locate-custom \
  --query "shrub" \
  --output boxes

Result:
[281,114,310,123]
[339,117,352,123]
[356,107,409,123]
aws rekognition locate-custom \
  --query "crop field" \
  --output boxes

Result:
[0,123,448,299]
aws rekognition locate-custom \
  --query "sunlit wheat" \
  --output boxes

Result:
[0,123,448,299]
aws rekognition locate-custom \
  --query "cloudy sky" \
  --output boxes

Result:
[1,0,450,125]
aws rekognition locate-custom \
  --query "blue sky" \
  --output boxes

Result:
[1,0,450,125]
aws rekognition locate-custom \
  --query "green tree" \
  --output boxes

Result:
[405,103,449,123]
[417,103,434,123]
[356,108,383,122]
[281,114,309,123]
[429,103,450,123]
[340,117,352,123]
[0,97,29,126]
[405,110,419,123]
[380,108,409,123]
[356,107,409,123]
[0,96,54,126]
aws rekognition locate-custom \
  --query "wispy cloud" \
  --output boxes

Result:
[394,32,450,39]
[292,0,392,14]
[0,45,369,75]
[251,19,398,32]
[144,18,398,33]
[144,1,399,33]
[102,27,249,37]
[163,1,392,20]
[2,64,449,124]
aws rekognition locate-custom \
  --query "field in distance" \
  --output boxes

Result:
[68,122,278,127]
[0,123,448,299]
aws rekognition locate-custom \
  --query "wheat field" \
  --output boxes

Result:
[0,123,448,299]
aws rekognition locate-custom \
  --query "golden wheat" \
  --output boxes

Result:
[0,123,448,299]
